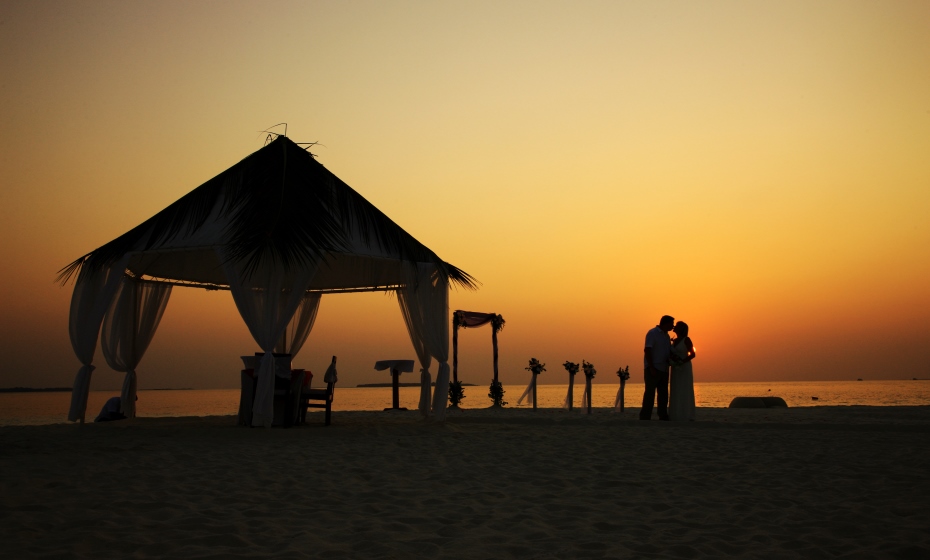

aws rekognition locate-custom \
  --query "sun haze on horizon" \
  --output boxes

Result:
[0,0,928,391]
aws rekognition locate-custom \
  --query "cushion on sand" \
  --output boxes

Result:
[728,396,789,408]
[729,397,767,408]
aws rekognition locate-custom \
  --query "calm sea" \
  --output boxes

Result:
[2,380,928,427]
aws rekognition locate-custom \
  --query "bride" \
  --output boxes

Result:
[669,321,696,421]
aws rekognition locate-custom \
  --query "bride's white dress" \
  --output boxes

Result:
[669,338,696,421]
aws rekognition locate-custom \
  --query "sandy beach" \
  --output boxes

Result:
[2,406,929,559]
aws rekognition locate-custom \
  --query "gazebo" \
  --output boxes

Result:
[59,135,477,426]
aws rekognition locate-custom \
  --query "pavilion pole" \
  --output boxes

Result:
[532,373,538,411]
[620,378,626,413]
[568,373,574,412]
[491,327,499,383]
[452,324,459,384]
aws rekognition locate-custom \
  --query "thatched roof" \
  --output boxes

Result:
[58,136,477,291]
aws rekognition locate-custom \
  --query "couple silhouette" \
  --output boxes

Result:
[641,315,696,421]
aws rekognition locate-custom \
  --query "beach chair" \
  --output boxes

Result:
[298,356,338,426]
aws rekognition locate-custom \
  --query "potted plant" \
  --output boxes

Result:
[488,379,507,407]
[448,380,465,409]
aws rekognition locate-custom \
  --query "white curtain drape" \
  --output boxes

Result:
[581,377,593,413]
[274,293,322,358]
[221,252,318,428]
[396,263,450,420]
[67,256,129,423]
[517,374,536,405]
[562,375,575,409]
[101,279,172,418]
[397,301,432,416]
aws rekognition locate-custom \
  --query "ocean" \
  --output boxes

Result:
[1,380,928,427]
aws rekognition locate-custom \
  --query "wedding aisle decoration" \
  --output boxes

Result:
[581,360,596,415]
[518,358,546,410]
[450,310,507,408]
[614,365,630,412]
[562,361,579,411]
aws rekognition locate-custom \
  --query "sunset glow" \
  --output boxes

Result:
[1,0,928,391]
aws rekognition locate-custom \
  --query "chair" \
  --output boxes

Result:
[298,379,336,426]
[298,356,338,426]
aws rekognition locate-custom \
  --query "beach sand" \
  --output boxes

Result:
[2,406,928,559]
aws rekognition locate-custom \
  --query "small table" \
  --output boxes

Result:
[374,359,415,410]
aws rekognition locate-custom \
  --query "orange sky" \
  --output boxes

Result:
[1,0,928,391]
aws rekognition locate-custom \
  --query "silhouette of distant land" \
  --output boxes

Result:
[0,387,199,392]
[0,387,72,393]
[356,382,477,388]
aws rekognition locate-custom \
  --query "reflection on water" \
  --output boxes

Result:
[1,380,928,426]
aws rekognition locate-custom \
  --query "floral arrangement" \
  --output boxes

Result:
[448,380,465,407]
[526,358,546,375]
[582,360,596,379]
[670,353,687,367]
[616,365,630,381]
[488,379,507,406]
[452,311,467,330]
[491,314,506,333]
[563,361,579,376]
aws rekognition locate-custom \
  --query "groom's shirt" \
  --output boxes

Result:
[644,326,671,371]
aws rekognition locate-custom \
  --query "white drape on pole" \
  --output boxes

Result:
[101,278,172,418]
[581,376,593,413]
[221,252,318,428]
[517,374,536,405]
[67,256,129,423]
[397,290,432,416]
[396,263,450,420]
[274,293,322,358]
[562,376,575,410]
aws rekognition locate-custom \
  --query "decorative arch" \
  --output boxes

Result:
[451,310,505,384]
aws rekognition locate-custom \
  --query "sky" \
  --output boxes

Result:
[1,0,928,393]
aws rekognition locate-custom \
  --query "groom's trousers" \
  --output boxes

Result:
[640,366,669,420]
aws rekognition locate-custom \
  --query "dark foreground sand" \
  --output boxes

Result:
[1,406,929,559]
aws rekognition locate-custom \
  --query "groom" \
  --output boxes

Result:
[640,315,674,421]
